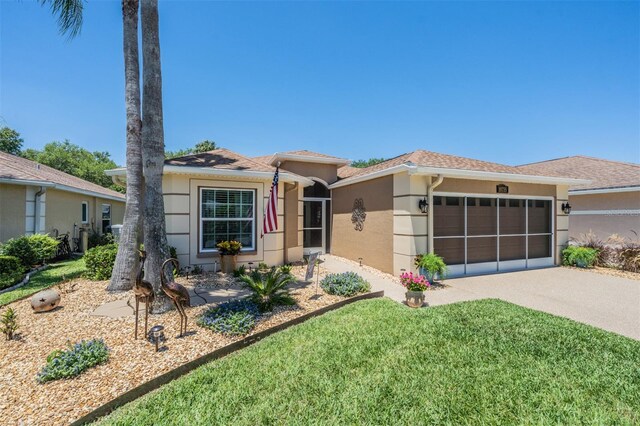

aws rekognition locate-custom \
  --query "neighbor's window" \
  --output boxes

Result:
[101,204,111,234]
[81,202,89,224]
[200,188,255,252]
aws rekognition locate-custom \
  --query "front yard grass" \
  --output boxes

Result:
[0,258,86,306]
[99,298,640,425]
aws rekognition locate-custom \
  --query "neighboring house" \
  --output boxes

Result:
[107,148,585,277]
[0,151,125,245]
[518,156,640,241]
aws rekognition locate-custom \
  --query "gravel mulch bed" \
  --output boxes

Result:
[562,265,640,281]
[0,265,348,425]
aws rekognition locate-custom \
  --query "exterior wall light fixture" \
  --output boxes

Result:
[562,202,572,215]
[418,197,428,214]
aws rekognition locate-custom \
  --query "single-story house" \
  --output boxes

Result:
[0,151,125,246]
[518,156,640,241]
[107,148,586,277]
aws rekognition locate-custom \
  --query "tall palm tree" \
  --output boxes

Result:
[109,0,144,292]
[140,0,172,312]
[39,0,83,38]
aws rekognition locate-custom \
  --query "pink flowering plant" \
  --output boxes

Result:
[400,271,430,292]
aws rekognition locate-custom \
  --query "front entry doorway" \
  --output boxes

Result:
[303,180,331,255]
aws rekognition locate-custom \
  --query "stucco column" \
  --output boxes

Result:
[427,175,444,254]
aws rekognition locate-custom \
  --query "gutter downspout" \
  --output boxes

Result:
[283,182,299,264]
[34,186,47,234]
[427,175,444,254]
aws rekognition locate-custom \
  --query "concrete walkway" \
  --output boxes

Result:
[322,255,640,340]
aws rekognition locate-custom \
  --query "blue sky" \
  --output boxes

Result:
[1,0,638,166]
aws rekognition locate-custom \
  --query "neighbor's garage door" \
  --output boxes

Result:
[433,195,553,277]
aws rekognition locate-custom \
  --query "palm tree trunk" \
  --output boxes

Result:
[141,0,172,312]
[108,0,143,291]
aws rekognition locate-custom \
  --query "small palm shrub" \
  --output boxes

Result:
[279,264,293,275]
[36,339,109,383]
[0,307,18,340]
[232,265,247,278]
[1,234,59,268]
[320,272,370,297]
[216,240,242,255]
[198,299,259,336]
[239,268,296,311]
[0,255,25,290]
[562,246,599,268]
[84,244,118,280]
[258,262,269,270]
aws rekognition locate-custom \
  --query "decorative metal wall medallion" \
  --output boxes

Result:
[351,198,366,231]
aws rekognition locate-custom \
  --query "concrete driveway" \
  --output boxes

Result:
[429,268,640,340]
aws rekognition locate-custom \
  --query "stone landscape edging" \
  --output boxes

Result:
[71,290,385,425]
[0,264,49,296]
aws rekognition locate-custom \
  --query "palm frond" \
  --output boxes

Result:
[239,267,296,311]
[40,0,84,39]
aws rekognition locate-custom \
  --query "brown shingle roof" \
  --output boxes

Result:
[166,148,275,172]
[337,165,360,179]
[338,149,555,182]
[517,156,640,191]
[0,151,125,200]
[280,150,347,161]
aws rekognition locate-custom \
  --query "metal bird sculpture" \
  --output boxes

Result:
[161,258,191,337]
[134,250,155,339]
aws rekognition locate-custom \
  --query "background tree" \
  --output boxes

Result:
[0,127,23,155]
[22,141,124,192]
[39,0,83,38]
[351,157,387,168]
[165,139,218,159]
[141,0,172,312]
[109,0,145,292]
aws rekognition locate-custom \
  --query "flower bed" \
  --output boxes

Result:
[0,264,361,425]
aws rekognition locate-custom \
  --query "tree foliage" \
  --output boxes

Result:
[21,140,124,192]
[166,140,218,159]
[0,127,24,155]
[351,157,387,168]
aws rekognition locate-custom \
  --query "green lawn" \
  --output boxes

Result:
[99,299,640,425]
[0,258,86,306]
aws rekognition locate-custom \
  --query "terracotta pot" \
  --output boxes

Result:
[220,255,238,274]
[405,290,425,308]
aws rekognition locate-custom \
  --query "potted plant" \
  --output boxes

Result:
[216,240,242,274]
[415,253,447,283]
[400,271,430,308]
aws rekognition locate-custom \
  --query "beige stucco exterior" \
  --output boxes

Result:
[162,174,304,271]
[0,184,26,242]
[0,183,124,245]
[331,175,394,274]
[568,191,640,240]
[279,161,338,185]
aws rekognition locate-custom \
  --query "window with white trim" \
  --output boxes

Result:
[101,204,112,234]
[200,188,255,252]
[81,202,89,224]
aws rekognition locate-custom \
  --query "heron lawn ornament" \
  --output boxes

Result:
[161,258,191,337]
[134,250,155,339]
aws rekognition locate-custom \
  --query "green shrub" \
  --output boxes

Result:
[562,246,599,268]
[320,272,370,297]
[36,339,109,383]
[84,244,118,280]
[239,267,296,311]
[258,262,269,270]
[88,231,114,249]
[197,299,259,336]
[1,234,59,268]
[0,255,26,290]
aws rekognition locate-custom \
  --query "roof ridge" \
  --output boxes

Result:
[518,155,640,168]
[410,149,520,171]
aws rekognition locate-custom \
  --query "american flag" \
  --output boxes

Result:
[262,166,279,237]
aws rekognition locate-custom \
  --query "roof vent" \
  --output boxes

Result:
[35,164,40,170]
